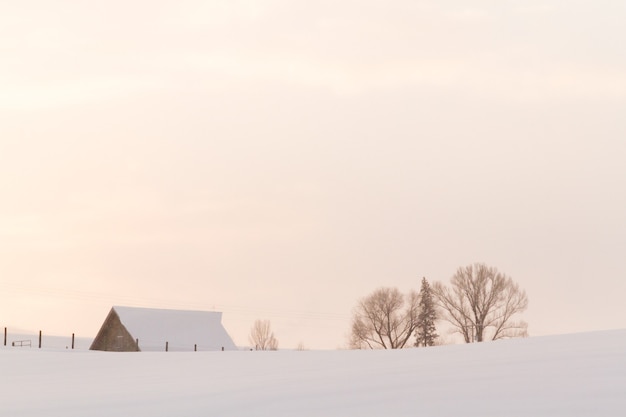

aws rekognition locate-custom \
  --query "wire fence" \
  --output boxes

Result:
[2,327,251,352]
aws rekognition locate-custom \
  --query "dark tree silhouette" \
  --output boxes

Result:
[433,263,528,343]
[415,277,438,347]
[350,287,419,349]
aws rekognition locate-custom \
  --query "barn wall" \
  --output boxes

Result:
[90,308,139,352]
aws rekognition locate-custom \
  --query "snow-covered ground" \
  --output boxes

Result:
[3,332,93,350]
[2,329,625,416]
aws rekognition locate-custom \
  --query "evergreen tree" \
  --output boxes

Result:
[415,277,438,347]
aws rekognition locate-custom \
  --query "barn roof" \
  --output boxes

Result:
[112,306,237,351]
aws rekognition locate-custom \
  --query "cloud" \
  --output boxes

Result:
[2,0,624,106]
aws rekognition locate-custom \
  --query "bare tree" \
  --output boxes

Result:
[349,287,419,349]
[432,263,528,343]
[249,319,279,350]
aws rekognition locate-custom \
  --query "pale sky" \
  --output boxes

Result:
[1,0,625,349]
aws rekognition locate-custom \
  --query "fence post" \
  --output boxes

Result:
[194,344,197,352]
[71,333,75,349]
[221,346,224,351]
[39,331,42,349]
[136,338,139,352]
[3,327,6,346]
[165,341,168,352]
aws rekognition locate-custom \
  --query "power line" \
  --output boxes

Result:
[0,282,352,323]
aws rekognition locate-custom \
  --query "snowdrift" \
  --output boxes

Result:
[2,329,625,416]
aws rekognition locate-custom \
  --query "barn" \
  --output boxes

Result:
[90,306,237,352]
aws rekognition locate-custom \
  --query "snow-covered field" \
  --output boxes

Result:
[2,329,625,416]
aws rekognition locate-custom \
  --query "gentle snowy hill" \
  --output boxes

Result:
[2,329,625,416]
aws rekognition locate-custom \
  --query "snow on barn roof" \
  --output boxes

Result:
[113,306,237,351]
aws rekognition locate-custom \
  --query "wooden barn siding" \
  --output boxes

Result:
[89,308,139,352]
